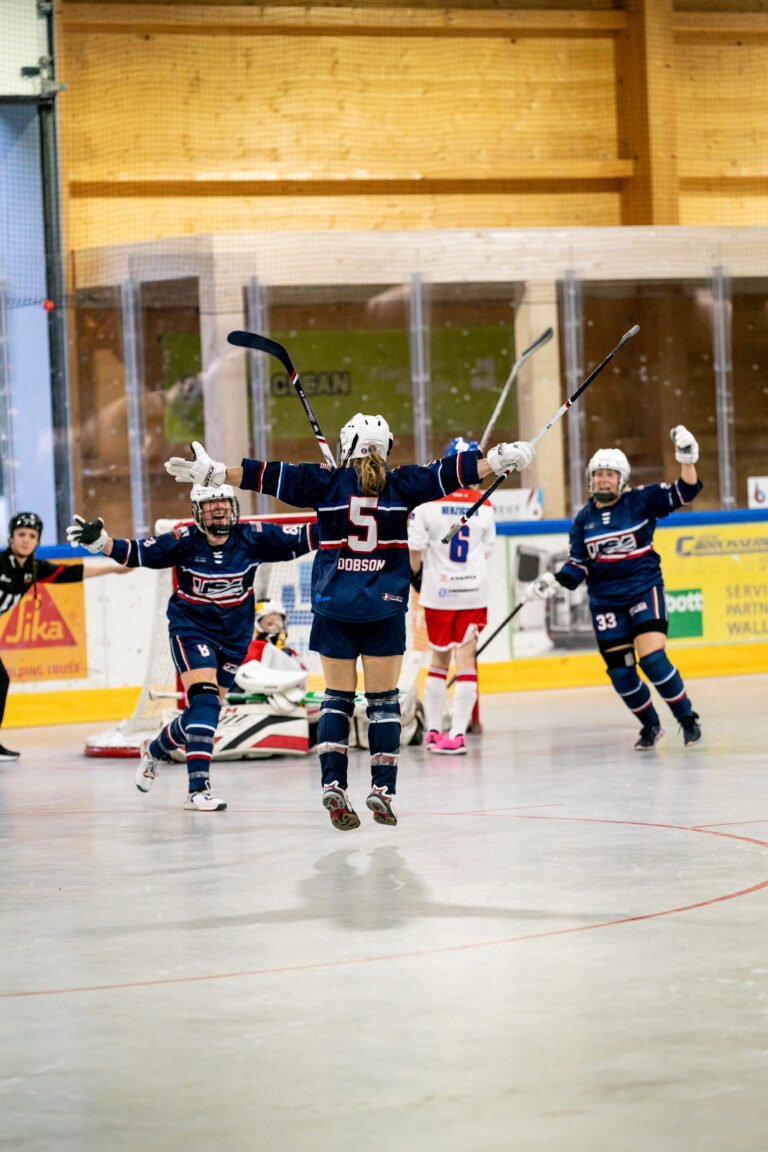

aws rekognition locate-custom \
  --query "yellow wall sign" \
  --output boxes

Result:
[655,521,768,645]
[0,582,88,680]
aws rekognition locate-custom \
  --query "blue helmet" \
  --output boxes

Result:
[445,436,479,457]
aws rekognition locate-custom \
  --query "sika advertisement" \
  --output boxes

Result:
[0,582,88,680]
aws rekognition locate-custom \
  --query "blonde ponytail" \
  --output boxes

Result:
[353,453,387,496]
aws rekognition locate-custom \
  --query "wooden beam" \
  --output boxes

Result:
[615,0,679,225]
[674,13,768,40]
[69,162,635,197]
[61,4,628,37]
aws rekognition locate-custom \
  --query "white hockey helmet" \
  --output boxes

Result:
[586,448,631,497]
[191,483,240,536]
[338,413,393,466]
[255,600,286,629]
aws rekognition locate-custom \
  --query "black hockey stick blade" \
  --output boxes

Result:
[227,330,294,375]
[227,329,337,467]
[479,326,554,452]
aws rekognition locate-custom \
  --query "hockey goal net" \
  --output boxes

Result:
[85,511,429,756]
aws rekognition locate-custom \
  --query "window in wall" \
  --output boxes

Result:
[428,283,522,466]
[263,285,412,468]
[567,280,718,511]
[729,279,768,507]
[71,277,201,536]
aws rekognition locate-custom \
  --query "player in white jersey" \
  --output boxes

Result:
[408,437,496,756]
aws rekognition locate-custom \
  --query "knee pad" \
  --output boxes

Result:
[601,646,636,671]
[638,649,676,685]
[185,681,222,738]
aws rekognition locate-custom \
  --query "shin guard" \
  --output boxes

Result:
[639,650,693,721]
[318,690,355,788]
[183,682,222,793]
[424,665,448,734]
[450,670,478,737]
[607,666,660,726]
[150,714,187,762]
[366,689,401,793]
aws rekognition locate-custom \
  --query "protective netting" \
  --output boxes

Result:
[4,2,768,535]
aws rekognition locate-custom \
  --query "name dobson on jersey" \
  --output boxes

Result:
[337,556,386,572]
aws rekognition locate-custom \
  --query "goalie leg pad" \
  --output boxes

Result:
[318,689,356,788]
[602,647,660,725]
[183,682,222,792]
[366,689,401,794]
[638,649,692,721]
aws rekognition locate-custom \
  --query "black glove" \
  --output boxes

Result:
[66,515,108,553]
[410,567,422,593]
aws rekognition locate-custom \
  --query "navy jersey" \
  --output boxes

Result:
[240,452,481,622]
[559,478,702,609]
[109,521,315,650]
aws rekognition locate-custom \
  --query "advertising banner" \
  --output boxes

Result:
[497,514,768,660]
[0,581,88,681]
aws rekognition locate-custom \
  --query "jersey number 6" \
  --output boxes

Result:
[449,525,470,563]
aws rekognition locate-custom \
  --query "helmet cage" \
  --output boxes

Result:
[338,413,393,466]
[191,484,240,536]
[586,449,631,497]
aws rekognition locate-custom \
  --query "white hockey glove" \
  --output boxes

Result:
[66,515,109,554]
[526,572,558,601]
[670,425,699,465]
[487,440,536,476]
[164,441,227,486]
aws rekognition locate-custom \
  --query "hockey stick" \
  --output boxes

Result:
[445,598,528,689]
[479,327,553,453]
[227,331,337,467]
[442,324,640,543]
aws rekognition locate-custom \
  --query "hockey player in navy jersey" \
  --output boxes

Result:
[165,418,535,829]
[527,425,703,750]
[67,485,316,810]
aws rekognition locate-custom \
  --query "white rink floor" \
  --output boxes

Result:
[1,674,767,1152]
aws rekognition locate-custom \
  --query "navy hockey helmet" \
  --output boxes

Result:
[445,436,479,457]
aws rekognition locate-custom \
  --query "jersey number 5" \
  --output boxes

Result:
[348,496,378,553]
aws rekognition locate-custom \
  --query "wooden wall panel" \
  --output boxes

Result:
[55,3,768,250]
[676,41,768,177]
[67,191,625,250]
[61,33,621,177]
[58,10,628,249]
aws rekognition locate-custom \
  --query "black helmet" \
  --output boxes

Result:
[9,512,43,539]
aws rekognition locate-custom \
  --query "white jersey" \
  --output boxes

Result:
[408,488,496,610]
